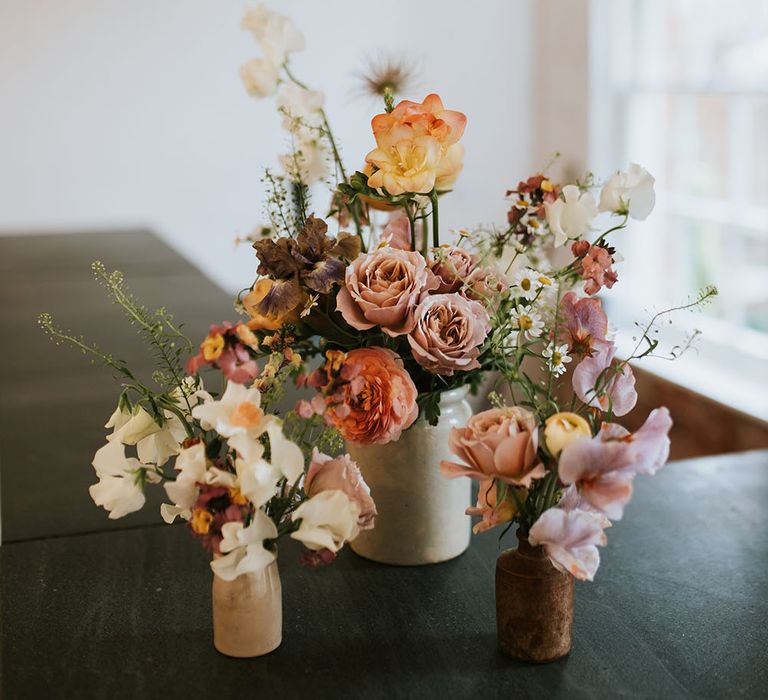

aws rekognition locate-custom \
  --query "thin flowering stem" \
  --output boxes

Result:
[430,189,440,248]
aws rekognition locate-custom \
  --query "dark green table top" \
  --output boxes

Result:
[1,232,767,699]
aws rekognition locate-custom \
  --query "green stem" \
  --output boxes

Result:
[430,190,440,249]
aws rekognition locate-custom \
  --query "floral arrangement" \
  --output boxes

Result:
[39,263,375,579]
[38,3,717,594]
[439,170,717,580]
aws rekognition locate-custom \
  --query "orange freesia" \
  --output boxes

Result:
[364,94,466,196]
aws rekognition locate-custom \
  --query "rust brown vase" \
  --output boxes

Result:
[495,532,574,663]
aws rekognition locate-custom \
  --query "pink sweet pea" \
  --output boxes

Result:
[558,291,608,357]
[572,340,637,416]
[558,407,672,520]
[528,507,608,581]
[217,345,259,385]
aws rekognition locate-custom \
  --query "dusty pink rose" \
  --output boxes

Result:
[407,293,490,375]
[336,248,438,336]
[305,448,377,529]
[380,211,412,250]
[528,507,608,581]
[431,246,477,293]
[572,340,637,416]
[558,407,672,520]
[440,406,545,486]
[465,263,510,302]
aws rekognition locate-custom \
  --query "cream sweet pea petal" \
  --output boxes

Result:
[545,185,598,247]
[266,422,304,483]
[162,442,208,521]
[290,490,360,552]
[191,382,266,438]
[599,163,655,220]
[210,511,278,582]
[89,439,146,519]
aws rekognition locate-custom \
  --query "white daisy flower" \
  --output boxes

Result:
[543,342,572,376]
[512,268,544,300]
[513,305,544,340]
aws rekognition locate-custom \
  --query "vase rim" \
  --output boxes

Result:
[440,385,470,402]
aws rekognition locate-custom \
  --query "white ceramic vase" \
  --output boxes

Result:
[212,559,282,657]
[347,386,472,566]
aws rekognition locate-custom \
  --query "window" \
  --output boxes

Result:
[590,0,768,419]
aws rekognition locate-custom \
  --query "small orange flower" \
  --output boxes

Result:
[201,333,225,361]
[190,508,213,535]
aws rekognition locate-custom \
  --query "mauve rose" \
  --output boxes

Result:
[305,448,377,529]
[440,406,545,486]
[431,246,477,293]
[336,248,438,336]
[407,293,490,375]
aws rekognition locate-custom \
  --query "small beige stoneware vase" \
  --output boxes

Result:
[347,386,472,566]
[211,559,282,657]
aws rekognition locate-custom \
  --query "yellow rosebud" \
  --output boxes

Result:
[544,412,592,457]
[201,333,225,361]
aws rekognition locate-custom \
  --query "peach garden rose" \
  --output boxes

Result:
[325,347,418,445]
[440,406,545,486]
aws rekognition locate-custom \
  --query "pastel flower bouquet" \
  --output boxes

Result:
[39,4,717,660]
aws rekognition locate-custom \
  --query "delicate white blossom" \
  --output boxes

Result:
[89,439,146,519]
[512,305,544,340]
[543,342,572,376]
[160,442,208,523]
[241,4,305,66]
[511,267,549,301]
[290,490,360,552]
[599,163,655,220]
[210,510,278,582]
[192,382,271,439]
[240,57,280,98]
[545,184,598,247]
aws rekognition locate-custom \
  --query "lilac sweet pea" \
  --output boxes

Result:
[572,340,637,416]
[558,408,673,520]
[528,507,608,581]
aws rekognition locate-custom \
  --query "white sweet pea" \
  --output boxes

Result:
[136,414,186,466]
[210,510,278,582]
[290,490,360,552]
[276,82,324,131]
[192,382,271,439]
[89,439,146,519]
[545,184,598,247]
[240,57,280,98]
[110,406,160,445]
[228,420,304,508]
[279,138,329,185]
[599,163,656,220]
[241,4,305,65]
[160,442,208,523]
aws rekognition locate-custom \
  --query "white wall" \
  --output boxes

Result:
[0,0,534,294]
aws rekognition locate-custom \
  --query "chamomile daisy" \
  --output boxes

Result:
[543,342,572,376]
[513,305,544,340]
